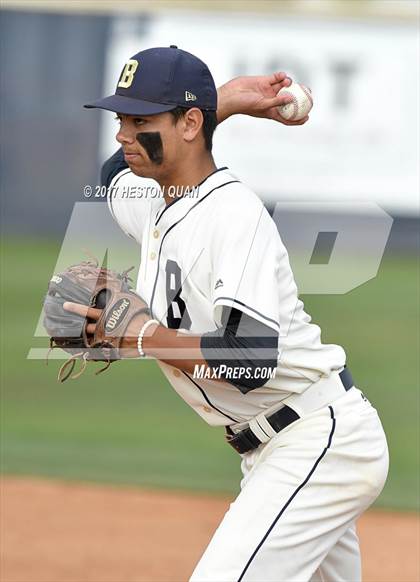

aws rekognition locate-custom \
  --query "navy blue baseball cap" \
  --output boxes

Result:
[84,45,217,115]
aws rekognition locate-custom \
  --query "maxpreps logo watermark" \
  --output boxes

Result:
[193,365,277,382]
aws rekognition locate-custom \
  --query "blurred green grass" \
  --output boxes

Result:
[1,237,419,509]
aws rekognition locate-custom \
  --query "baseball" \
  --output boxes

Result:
[277,81,313,121]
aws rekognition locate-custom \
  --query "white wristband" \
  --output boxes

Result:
[137,319,159,357]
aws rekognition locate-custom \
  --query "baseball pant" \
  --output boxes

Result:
[190,388,389,582]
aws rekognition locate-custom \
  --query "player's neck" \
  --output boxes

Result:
[160,154,217,206]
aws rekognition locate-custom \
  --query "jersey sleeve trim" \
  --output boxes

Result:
[214,297,280,333]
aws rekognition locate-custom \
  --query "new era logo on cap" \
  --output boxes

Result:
[185,91,197,102]
[84,45,217,116]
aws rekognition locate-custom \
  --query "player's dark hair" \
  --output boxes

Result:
[170,107,218,151]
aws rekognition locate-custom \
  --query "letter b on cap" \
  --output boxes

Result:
[118,59,138,89]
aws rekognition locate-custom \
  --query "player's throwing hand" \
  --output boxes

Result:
[217,72,309,125]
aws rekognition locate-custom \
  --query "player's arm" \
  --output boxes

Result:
[216,72,309,125]
[62,304,278,392]
[141,307,279,392]
[101,70,308,187]
[64,302,278,394]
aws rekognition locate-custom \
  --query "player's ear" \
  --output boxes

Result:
[182,108,204,143]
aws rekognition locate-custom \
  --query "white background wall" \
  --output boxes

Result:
[99,11,419,215]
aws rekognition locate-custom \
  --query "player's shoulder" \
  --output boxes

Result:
[101,149,160,193]
[211,171,268,220]
[101,148,129,187]
[102,150,162,202]
[102,151,162,243]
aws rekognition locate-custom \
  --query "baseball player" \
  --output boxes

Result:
[66,46,389,581]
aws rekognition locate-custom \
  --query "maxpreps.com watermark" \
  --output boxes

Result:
[83,184,201,200]
[193,365,277,381]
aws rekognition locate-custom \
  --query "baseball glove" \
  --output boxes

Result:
[43,260,150,382]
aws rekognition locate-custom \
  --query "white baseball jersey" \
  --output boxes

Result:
[108,167,346,426]
[107,164,388,582]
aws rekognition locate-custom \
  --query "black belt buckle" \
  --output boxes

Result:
[225,426,261,454]
[226,367,353,455]
[225,405,299,455]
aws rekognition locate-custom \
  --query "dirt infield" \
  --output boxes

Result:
[1,477,419,582]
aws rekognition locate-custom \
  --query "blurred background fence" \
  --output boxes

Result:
[1,0,419,235]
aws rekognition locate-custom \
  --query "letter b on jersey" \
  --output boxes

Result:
[165,260,192,330]
[118,59,139,89]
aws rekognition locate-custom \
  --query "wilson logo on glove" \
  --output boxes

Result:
[105,298,130,332]
[43,259,150,382]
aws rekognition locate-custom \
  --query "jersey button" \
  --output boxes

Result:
[203,406,212,413]
[150,251,156,260]
[173,369,181,377]
[153,229,159,238]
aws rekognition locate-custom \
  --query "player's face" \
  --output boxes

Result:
[115,112,185,180]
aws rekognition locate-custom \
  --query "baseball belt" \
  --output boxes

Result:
[226,367,354,455]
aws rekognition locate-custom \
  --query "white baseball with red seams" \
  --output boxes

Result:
[277,82,313,121]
